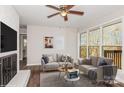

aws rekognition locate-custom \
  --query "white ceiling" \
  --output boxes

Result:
[14,5,124,29]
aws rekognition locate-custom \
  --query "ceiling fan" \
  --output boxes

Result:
[46,5,84,21]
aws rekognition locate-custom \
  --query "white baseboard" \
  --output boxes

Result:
[27,63,41,66]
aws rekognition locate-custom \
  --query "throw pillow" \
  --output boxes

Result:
[48,56,54,62]
[86,58,91,65]
[66,56,72,62]
[42,56,49,64]
[82,59,87,64]
[78,58,84,65]
[90,56,99,67]
[61,55,66,62]
[56,54,63,62]
[98,59,107,66]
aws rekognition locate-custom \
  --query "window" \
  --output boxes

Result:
[88,29,100,45]
[79,20,122,69]
[80,32,87,58]
[88,29,100,57]
[102,22,122,69]
[88,46,99,57]
[80,32,87,46]
[103,22,122,46]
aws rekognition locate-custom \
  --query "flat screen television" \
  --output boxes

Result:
[0,21,17,53]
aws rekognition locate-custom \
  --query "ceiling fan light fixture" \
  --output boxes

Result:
[46,5,84,21]
[60,11,67,17]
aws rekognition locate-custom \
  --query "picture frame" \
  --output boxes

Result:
[44,37,53,48]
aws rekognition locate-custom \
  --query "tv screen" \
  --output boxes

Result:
[0,22,17,53]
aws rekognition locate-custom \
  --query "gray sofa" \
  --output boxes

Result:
[78,56,117,83]
[41,54,73,71]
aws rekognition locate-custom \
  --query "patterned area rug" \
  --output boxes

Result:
[40,71,106,87]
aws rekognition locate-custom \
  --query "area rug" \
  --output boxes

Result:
[40,71,106,87]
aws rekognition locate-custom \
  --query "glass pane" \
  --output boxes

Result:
[88,46,99,57]
[103,22,122,46]
[80,32,87,46]
[89,29,100,45]
[80,46,87,58]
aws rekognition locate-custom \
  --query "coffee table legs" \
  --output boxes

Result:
[58,71,61,79]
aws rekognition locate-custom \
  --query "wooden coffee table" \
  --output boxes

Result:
[57,66,73,79]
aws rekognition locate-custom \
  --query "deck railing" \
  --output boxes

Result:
[104,50,122,69]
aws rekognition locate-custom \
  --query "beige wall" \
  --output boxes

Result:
[27,25,78,66]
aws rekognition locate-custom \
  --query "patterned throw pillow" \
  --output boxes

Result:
[66,56,72,62]
[42,56,49,64]
[61,55,66,62]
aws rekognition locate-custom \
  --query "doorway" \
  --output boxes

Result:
[19,34,27,69]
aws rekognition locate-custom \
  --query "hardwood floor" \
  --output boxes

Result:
[27,66,41,87]
[20,59,124,87]
[20,58,41,87]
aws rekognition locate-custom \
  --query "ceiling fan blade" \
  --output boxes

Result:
[65,5,75,10]
[46,5,60,11]
[64,15,68,21]
[47,12,60,18]
[69,10,84,15]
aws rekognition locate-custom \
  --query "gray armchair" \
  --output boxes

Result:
[99,65,117,85]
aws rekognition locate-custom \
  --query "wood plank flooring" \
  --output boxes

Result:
[20,59,41,87]
[27,66,41,87]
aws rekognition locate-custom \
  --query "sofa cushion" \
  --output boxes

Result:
[59,62,73,68]
[80,65,97,70]
[79,65,97,74]
[44,62,59,69]
[90,56,99,67]
[57,54,66,62]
